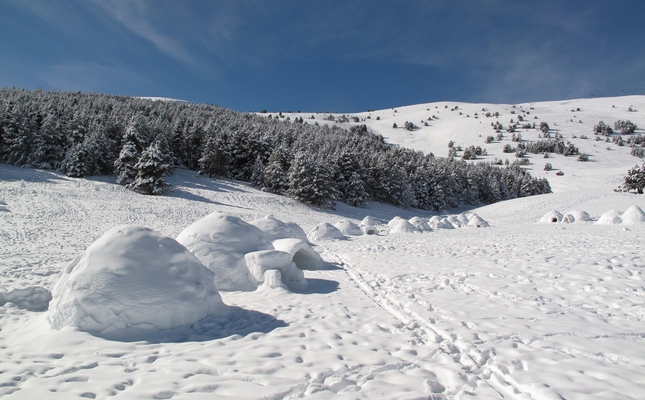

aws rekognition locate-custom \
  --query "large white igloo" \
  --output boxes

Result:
[621,205,645,224]
[177,212,273,291]
[48,226,228,334]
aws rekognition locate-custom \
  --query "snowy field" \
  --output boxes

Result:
[1,96,645,399]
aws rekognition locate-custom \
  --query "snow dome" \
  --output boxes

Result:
[467,214,490,228]
[362,225,378,235]
[595,209,623,225]
[334,219,363,236]
[562,210,592,223]
[428,216,455,229]
[360,216,381,227]
[539,210,564,223]
[389,219,418,233]
[387,216,406,227]
[621,205,645,224]
[48,226,228,334]
[176,212,273,291]
[409,217,432,232]
[457,213,471,226]
[249,215,307,241]
[307,223,347,242]
[272,238,324,271]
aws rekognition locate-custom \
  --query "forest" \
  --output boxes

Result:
[0,87,551,210]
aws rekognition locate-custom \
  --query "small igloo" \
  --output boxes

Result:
[250,215,308,241]
[360,216,381,227]
[48,226,228,334]
[409,217,432,232]
[362,225,378,235]
[596,209,623,225]
[562,210,592,223]
[176,212,273,291]
[389,219,419,233]
[387,216,406,227]
[467,214,490,228]
[539,210,563,223]
[244,250,307,292]
[334,219,363,236]
[457,213,471,226]
[621,205,645,224]
[272,238,324,270]
[307,223,347,242]
[447,215,462,228]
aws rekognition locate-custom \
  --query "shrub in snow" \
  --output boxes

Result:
[272,238,324,270]
[621,205,645,224]
[539,210,563,223]
[615,120,636,135]
[616,163,645,194]
[409,216,432,232]
[249,215,306,242]
[389,219,418,233]
[176,212,273,291]
[562,211,592,223]
[334,219,363,236]
[244,250,307,292]
[307,223,347,242]
[539,122,550,134]
[595,210,623,225]
[48,226,228,334]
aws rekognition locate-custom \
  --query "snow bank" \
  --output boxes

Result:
[272,238,325,270]
[596,209,623,225]
[389,219,419,233]
[244,250,307,292]
[334,219,363,236]
[307,223,347,242]
[409,217,432,232]
[49,226,228,334]
[562,210,592,223]
[621,205,645,224]
[249,215,307,241]
[539,210,564,223]
[176,212,273,291]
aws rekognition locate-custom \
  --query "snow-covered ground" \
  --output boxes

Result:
[1,96,645,399]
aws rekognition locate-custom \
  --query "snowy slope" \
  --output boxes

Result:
[1,96,645,399]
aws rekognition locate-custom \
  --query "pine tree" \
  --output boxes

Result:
[286,153,336,207]
[127,141,172,195]
[198,136,230,178]
[61,141,95,178]
[343,171,368,207]
[263,147,290,194]
[114,139,140,184]
[30,111,66,169]
[250,155,266,187]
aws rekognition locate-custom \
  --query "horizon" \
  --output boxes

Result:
[2,0,645,113]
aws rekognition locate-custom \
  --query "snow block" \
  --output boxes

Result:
[1,287,52,311]
[272,238,325,270]
[245,250,307,292]
[49,225,228,334]
[334,219,363,236]
[177,212,273,291]
[539,210,564,223]
[409,217,432,232]
[263,270,287,290]
[307,223,347,242]
[596,209,623,225]
[622,206,645,224]
[250,215,308,241]
[562,210,592,223]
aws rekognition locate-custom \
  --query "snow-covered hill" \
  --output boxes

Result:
[1,96,645,399]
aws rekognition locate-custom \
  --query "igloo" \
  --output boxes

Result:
[596,210,623,225]
[467,214,490,228]
[334,219,363,236]
[48,226,228,334]
[272,238,324,270]
[409,217,432,232]
[360,216,381,227]
[176,212,273,291]
[245,250,307,292]
[447,215,462,228]
[387,216,406,227]
[307,223,347,242]
[539,210,563,223]
[428,216,455,229]
[621,206,645,224]
[390,219,419,233]
[562,210,592,223]
[457,213,471,226]
[250,215,308,241]
[362,225,378,235]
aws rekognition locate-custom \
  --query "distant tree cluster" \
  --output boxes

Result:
[517,139,579,156]
[0,87,551,209]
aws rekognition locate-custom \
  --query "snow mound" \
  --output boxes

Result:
[429,216,455,229]
[284,222,309,241]
[0,287,52,311]
[409,217,432,232]
[596,209,623,225]
[467,214,490,228]
[362,225,378,235]
[539,210,564,223]
[49,226,228,334]
[360,216,381,227]
[307,223,347,242]
[457,213,471,226]
[621,206,645,224]
[334,219,363,236]
[249,215,307,241]
[272,238,325,270]
[244,250,307,292]
[562,210,592,223]
[387,216,406,227]
[447,215,462,228]
[389,219,419,233]
[176,212,273,291]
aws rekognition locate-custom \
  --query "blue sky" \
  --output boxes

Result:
[2,0,644,112]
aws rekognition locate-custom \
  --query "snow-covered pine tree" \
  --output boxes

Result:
[343,171,368,207]
[61,140,95,178]
[198,135,230,178]
[263,147,290,194]
[616,163,645,194]
[286,153,336,207]
[30,111,66,169]
[127,140,173,195]
[114,138,140,184]
[250,155,266,187]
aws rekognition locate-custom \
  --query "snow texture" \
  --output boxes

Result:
[334,219,363,236]
[176,212,273,291]
[48,225,228,334]
[307,222,347,242]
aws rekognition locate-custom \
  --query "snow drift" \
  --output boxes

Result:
[48,226,228,334]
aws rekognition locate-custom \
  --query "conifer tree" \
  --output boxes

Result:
[286,153,336,207]
[198,136,230,178]
[127,140,172,195]
[343,171,368,207]
[263,147,290,194]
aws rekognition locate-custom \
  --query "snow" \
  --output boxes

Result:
[48,225,228,334]
[540,210,564,223]
[409,216,432,231]
[596,209,623,225]
[334,219,363,236]
[562,210,592,223]
[2,95,645,399]
[307,222,347,242]
[250,214,307,241]
[622,205,645,224]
